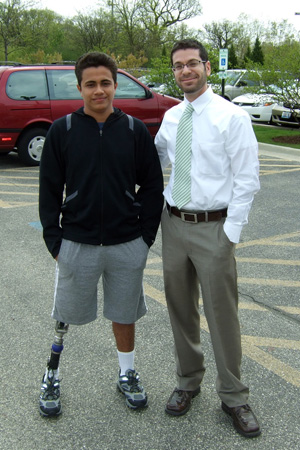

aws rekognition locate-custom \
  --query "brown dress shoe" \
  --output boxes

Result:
[222,402,261,438]
[165,387,200,416]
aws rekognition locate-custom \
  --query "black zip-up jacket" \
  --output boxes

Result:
[39,107,164,259]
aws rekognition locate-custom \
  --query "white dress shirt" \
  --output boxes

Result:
[155,86,260,244]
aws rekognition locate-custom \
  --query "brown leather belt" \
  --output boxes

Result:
[166,202,227,223]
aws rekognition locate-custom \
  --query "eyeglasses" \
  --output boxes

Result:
[172,60,207,72]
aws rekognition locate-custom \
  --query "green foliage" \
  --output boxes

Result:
[201,15,299,69]
[148,56,183,98]
[113,52,149,77]
[249,41,300,107]
[18,49,63,64]
[228,44,238,69]
[202,17,252,67]
[0,0,27,60]
[251,37,264,65]
[0,0,300,90]
[244,44,252,64]
[0,1,66,62]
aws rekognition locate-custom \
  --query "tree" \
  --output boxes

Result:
[136,0,202,28]
[72,9,112,53]
[21,9,65,55]
[199,15,286,67]
[107,0,143,54]
[248,40,300,123]
[201,17,254,67]
[243,44,252,66]
[57,19,82,61]
[264,19,298,45]
[251,36,264,65]
[228,44,238,69]
[136,0,202,57]
[100,0,203,60]
[203,20,236,50]
[0,0,32,61]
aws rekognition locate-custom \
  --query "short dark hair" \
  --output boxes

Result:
[75,52,118,86]
[170,39,208,65]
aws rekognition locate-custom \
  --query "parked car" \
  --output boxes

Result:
[233,92,278,123]
[138,75,168,94]
[0,64,180,165]
[271,101,300,127]
[218,69,261,101]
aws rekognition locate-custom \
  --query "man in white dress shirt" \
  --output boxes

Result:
[155,39,261,438]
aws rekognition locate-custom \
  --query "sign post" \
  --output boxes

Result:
[219,49,228,98]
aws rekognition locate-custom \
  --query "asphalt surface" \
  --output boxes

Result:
[0,144,300,450]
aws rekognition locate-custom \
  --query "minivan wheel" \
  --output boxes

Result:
[18,128,47,166]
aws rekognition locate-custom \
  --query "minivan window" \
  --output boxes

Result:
[46,70,147,100]
[115,73,146,99]
[47,70,82,100]
[6,70,49,100]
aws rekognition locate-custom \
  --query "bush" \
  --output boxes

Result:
[148,56,183,98]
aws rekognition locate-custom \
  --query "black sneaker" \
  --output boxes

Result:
[39,369,62,417]
[117,369,148,409]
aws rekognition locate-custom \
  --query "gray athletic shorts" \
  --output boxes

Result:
[52,237,149,325]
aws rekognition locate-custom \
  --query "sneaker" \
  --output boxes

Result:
[39,369,62,417]
[117,369,148,409]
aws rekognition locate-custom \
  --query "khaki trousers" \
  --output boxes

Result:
[161,207,249,407]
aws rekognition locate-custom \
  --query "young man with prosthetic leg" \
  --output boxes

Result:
[39,52,163,416]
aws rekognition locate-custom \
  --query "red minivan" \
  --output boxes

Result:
[0,64,180,165]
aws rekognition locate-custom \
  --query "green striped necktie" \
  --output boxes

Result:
[172,102,194,209]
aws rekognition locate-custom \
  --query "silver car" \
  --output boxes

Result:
[220,70,261,101]
[272,102,300,127]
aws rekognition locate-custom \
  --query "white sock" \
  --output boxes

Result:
[117,350,135,376]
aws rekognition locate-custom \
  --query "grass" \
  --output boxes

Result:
[253,124,300,149]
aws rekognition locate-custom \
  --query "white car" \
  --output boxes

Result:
[233,92,278,123]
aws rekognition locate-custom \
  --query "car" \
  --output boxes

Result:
[271,101,300,127]
[138,75,169,95]
[0,63,180,165]
[233,92,278,123]
[217,69,261,101]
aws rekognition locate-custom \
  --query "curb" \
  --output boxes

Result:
[258,142,300,161]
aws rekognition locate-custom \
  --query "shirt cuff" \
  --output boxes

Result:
[223,221,243,244]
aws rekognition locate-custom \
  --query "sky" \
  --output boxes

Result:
[38,0,300,31]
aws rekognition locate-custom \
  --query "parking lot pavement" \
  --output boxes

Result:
[0,150,300,450]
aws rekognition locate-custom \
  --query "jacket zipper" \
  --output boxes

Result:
[99,128,104,246]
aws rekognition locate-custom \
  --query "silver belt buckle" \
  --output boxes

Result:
[180,211,198,223]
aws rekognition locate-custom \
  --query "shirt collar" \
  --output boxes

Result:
[183,86,213,115]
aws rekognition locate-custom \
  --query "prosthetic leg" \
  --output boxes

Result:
[47,321,69,371]
[39,321,69,417]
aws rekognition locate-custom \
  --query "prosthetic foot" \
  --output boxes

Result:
[39,321,69,417]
